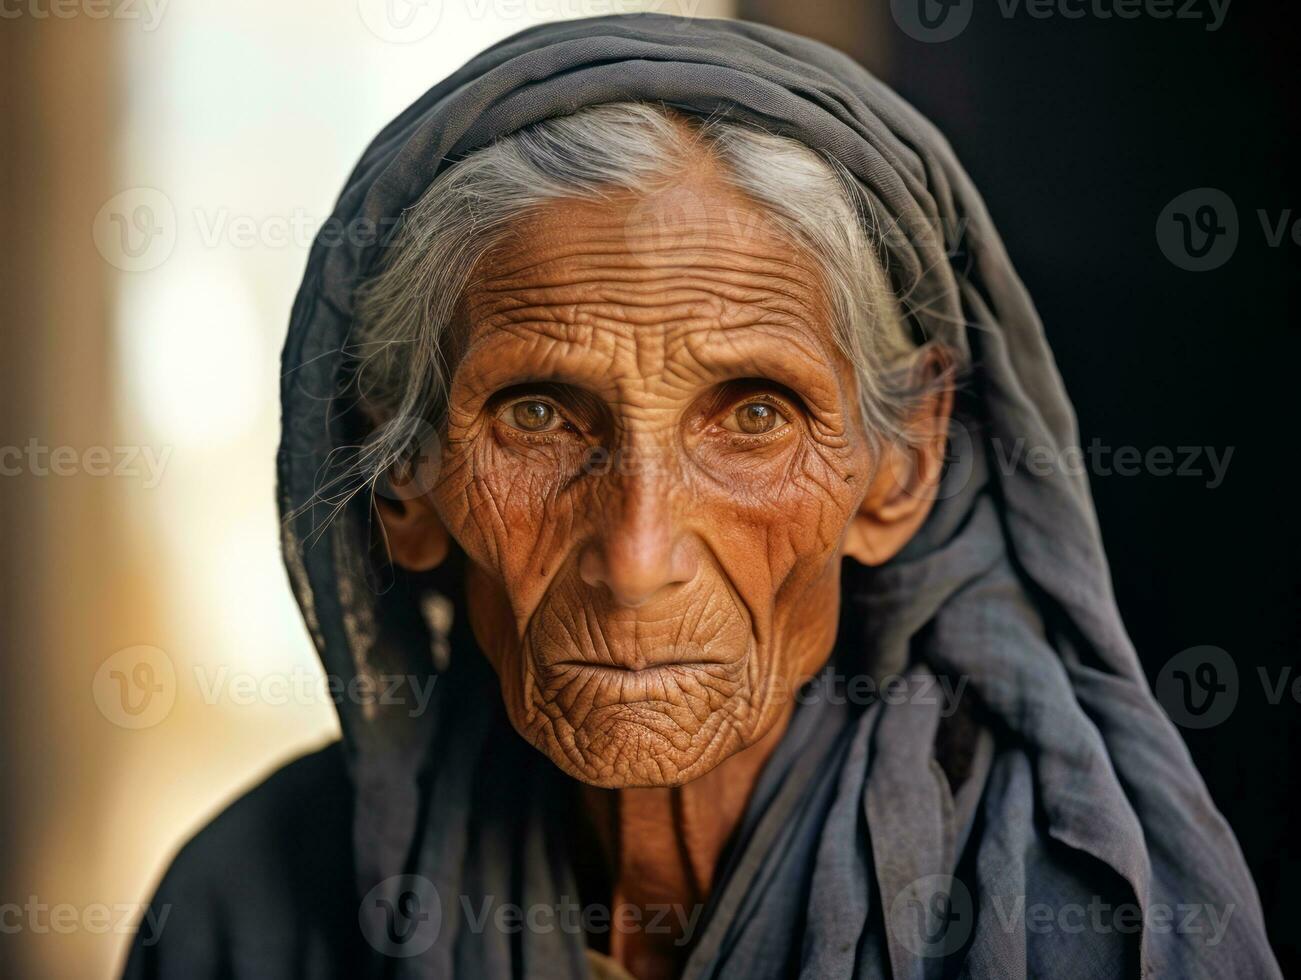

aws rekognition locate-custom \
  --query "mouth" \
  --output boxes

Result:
[533,621,747,674]
[546,648,748,680]
[551,659,724,673]
[541,657,748,707]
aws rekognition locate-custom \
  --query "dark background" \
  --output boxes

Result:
[741,0,1298,972]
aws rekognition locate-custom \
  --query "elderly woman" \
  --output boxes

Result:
[124,13,1278,980]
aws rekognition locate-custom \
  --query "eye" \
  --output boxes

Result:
[503,399,562,433]
[720,400,790,435]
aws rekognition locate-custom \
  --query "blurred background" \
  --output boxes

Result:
[0,1,1294,976]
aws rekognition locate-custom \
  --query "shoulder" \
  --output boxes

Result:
[122,741,362,979]
[162,740,353,896]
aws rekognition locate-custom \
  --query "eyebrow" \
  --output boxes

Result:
[676,328,844,411]
[453,320,846,417]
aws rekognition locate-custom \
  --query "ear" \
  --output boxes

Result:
[842,369,955,567]
[375,492,451,572]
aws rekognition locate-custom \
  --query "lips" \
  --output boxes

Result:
[541,658,750,720]
[551,658,719,672]
[529,582,751,668]
[533,627,749,673]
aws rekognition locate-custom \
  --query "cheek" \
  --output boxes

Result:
[690,436,867,711]
[694,437,864,645]
[433,422,589,621]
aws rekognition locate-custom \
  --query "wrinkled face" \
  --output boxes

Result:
[425,171,886,787]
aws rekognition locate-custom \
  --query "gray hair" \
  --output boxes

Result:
[350,101,957,492]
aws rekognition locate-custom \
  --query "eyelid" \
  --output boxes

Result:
[706,378,805,412]
[489,383,607,436]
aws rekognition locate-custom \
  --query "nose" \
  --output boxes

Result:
[578,481,698,608]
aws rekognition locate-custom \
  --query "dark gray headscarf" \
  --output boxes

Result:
[277,13,1278,978]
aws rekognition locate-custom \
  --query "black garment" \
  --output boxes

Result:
[123,744,365,978]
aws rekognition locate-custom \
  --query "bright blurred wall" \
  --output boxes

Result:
[1,1,730,977]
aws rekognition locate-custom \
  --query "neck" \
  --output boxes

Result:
[577,706,793,979]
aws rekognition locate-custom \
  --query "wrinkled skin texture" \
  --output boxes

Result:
[379,163,948,977]
[383,163,946,789]
[436,178,875,787]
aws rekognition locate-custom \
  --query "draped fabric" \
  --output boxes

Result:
[266,13,1278,978]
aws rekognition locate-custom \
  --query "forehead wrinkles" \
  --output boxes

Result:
[456,281,849,418]
[462,210,827,333]
[449,183,855,419]
[463,176,816,309]
[454,300,847,421]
